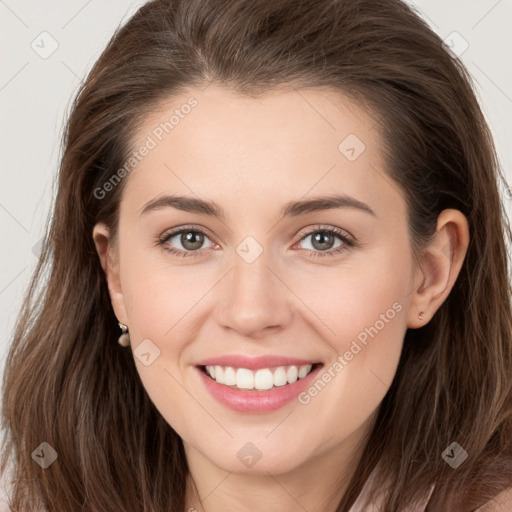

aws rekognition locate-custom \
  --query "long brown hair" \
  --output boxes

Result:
[2,0,511,510]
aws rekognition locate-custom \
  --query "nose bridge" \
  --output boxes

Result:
[217,239,291,337]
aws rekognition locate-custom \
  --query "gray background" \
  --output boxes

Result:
[1,0,511,386]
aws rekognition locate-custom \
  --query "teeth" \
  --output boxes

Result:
[236,368,254,389]
[204,364,314,390]
[298,365,310,379]
[254,368,274,390]
[287,365,298,383]
[273,367,288,386]
[223,366,237,385]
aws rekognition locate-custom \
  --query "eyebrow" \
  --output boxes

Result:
[139,194,376,219]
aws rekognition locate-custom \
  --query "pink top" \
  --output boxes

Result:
[348,466,434,511]
[348,465,512,511]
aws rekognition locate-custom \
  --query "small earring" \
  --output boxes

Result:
[418,311,425,321]
[118,322,130,347]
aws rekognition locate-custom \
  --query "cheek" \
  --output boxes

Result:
[117,250,212,440]
[289,248,411,420]
[119,243,212,345]
[290,243,412,354]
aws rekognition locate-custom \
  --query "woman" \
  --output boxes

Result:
[1,0,511,510]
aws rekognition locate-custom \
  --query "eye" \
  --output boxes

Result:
[157,226,217,258]
[295,226,355,258]
[156,224,355,259]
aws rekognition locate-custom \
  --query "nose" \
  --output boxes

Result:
[216,250,293,338]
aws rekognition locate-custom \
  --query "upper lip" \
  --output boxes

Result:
[196,354,321,370]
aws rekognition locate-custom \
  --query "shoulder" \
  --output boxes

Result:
[475,487,512,512]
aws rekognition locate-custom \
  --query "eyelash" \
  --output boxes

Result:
[156,225,355,259]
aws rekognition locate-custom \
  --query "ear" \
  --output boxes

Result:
[92,222,129,325]
[407,209,469,328]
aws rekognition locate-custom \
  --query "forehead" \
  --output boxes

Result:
[120,84,402,222]
[130,84,379,158]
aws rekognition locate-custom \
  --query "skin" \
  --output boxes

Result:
[93,84,469,512]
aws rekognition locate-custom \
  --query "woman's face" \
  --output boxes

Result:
[103,84,423,476]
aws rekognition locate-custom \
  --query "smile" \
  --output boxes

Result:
[195,355,324,413]
[201,364,317,390]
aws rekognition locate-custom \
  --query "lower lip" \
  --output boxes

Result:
[196,365,323,414]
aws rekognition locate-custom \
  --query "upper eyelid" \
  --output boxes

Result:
[297,224,353,240]
[160,223,212,237]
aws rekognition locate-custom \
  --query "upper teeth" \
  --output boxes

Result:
[205,364,313,390]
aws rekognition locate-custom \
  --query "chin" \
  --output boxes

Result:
[195,439,315,476]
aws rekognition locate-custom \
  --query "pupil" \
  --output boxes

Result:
[182,231,203,250]
[313,232,333,250]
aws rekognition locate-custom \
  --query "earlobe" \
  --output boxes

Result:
[92,222,129,325]
[407,209,469,329]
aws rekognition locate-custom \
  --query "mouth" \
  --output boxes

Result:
[198,362,322,391]
[195,358,325,414]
